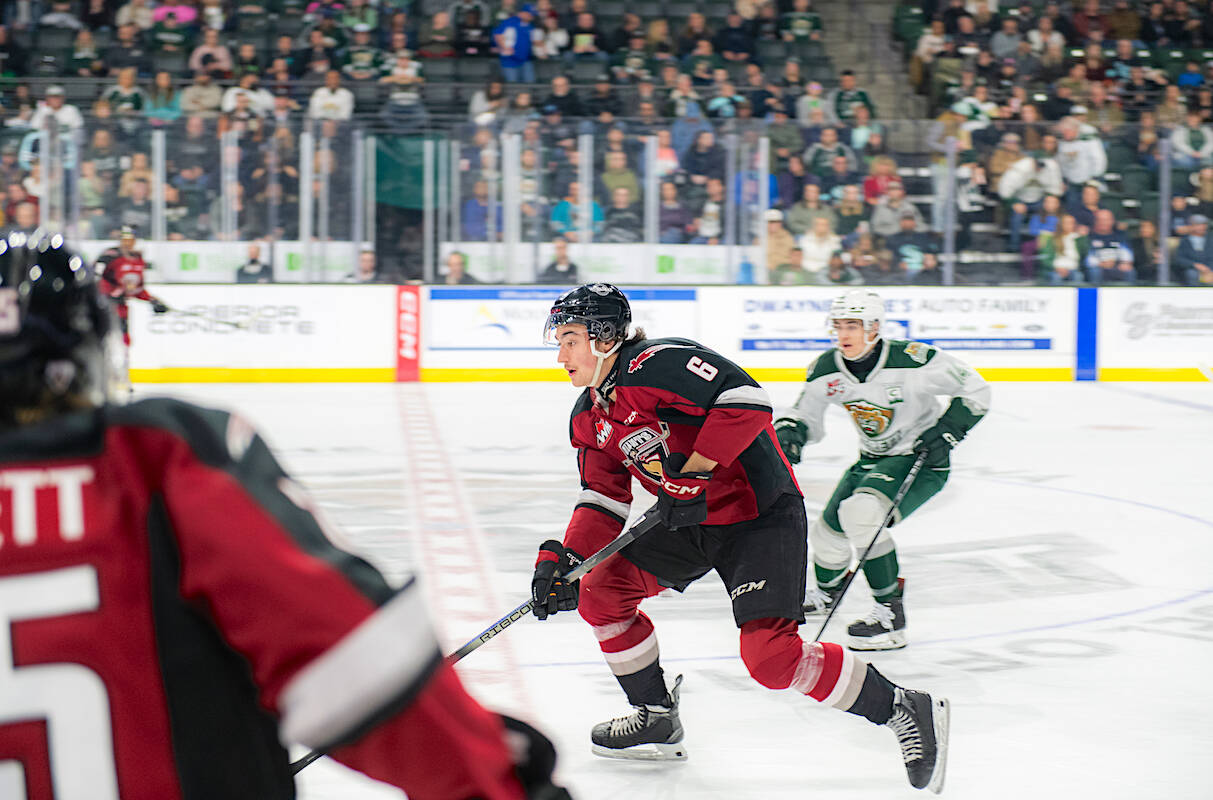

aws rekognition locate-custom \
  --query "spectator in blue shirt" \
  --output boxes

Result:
[549,181,604,241]
[462,179,502,240]
[493,4,536,83]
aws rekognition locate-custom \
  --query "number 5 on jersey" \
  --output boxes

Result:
[0,565,119,800]
[686,357,718,381]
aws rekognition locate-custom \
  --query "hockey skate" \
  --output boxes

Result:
[886,687,950,793]
[847,578,907,650]
[802,584,840,616]
[590,675,687,761]
[847,595,907,650]
[803,572,851,616]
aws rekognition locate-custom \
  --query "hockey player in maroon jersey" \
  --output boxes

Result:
[530,283,949,793]
[94,226,169,348]
[0,234,572,800]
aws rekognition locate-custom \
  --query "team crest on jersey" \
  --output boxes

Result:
[618,423,670,481]
[595,418,613,448]
[903,341,933,364]
[627,343,693,374]
[843,400,895,438]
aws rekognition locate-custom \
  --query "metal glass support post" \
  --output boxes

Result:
[150,129,166,241]
[577,132,593,248]
[299,124,316,281]
[1158,138,1172,285]
[351,128,365,254]
[942,135,958,286]
[423,137,436,283]
[724,132,738,280]
[756,136,771,284]
[501,133,521,282]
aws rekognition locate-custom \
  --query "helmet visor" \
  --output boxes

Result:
[543,310,594,346]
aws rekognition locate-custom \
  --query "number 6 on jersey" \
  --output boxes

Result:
[686,356,718,381]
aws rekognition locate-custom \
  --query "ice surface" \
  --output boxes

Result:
[146,380,1213,800]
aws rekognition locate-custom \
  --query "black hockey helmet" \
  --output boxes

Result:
[0,233,113,427]
[542,283,631,345]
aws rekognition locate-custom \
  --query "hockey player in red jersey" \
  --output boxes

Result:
[94,226,168,347]
[530,283,949,793]
[0,235,572,800]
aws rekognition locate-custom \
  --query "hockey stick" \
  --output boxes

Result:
[163,305,248,329]
[289,509,664,775]
[810,450,928,643]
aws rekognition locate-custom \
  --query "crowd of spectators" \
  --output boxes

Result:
[0,0,1211,284]
[902,0,1213,283]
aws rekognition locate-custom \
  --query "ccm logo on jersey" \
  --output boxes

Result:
[730,580,767,600]
[627,343,693,373]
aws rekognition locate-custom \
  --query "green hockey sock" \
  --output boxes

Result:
[814,564,848,589]
[863,551,901,601]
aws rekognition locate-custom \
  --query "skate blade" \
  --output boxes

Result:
[927,697,950,795]
[591,740,688,762]
[846,630,908,651]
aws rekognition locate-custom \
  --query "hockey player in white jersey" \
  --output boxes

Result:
[774,289,991,650]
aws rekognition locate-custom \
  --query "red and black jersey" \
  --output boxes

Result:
[95,248,152,308]
[0,399,523,800]
[563,337,801,558]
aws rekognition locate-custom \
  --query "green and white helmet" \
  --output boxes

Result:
[827,289,884,351]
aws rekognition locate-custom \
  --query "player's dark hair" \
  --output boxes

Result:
[621,327,646,347]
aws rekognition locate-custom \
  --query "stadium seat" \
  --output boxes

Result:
[757,40,787,64]
[425,59,457,81]
[1119,165,1154,198]
[352,83,381,111]
[35,27,75,51]
[423,83,461,113]
[457,58,494,83]
[597,0,627,17]
[571,60,602,83]
[535,59,564,83]
[665,2,697,19]
[152,51,189,76]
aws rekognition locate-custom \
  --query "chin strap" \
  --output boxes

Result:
[590,339,623,390]
[844,333,882,362]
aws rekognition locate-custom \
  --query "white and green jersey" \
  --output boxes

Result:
[783,339,991,457]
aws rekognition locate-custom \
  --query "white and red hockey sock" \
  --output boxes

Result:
[791,641,896,725]
[593,611,667,706]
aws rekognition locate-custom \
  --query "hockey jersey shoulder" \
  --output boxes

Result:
[619,337,705,379]
[807,349,842,382]
[109,397,243,467]
[883,339,938,369]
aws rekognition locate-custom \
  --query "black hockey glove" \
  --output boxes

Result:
[151,299,169,314]
[913,417,968,467]
[774,417,808,465]
[500,715,574,800]
[656,453,712,529]
[531,540,583,620]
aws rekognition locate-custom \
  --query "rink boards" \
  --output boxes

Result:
[126,285,1213,383]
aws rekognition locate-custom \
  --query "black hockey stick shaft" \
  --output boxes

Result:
[164,305,246,328]
[810,450,927,643]
[289,509,663,776]
[451,508,661,661]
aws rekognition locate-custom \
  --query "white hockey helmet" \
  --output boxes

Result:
[827,289,884,354]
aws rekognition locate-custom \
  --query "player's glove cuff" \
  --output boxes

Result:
[774,417,808,465]
[913,418,966,466]
[657,453,712,529]
[531,540,582,620]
